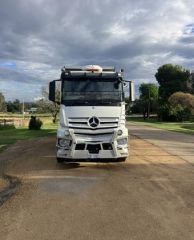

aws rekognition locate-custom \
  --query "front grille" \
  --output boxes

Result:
[75,143,85,150]
[75,132,113,136]
[74,132,113,142]
[68,117,119,129]
[74,142,113,153]
[69,126,115,130]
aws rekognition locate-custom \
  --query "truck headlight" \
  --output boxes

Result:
[117,129,123,136]
[58,138,71,148]
[117,138,128,145]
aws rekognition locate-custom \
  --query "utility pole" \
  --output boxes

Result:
[22,99,25,127]
[22,99,25,118]
[148,86,150,119]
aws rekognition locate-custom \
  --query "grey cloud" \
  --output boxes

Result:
[180,36,194,44]
[0,67,40,84]
[171,44,194,59]
[0,0,194,100]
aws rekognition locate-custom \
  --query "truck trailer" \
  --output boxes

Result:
[49,65,135,163]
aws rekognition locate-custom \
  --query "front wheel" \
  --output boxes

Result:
[117,157,127,162]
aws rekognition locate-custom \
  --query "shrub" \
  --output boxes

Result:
[28,116,43,130]
[0,124,15,130]
[169,92,194,111]
[168,92,194,121]
[169,105,191,122]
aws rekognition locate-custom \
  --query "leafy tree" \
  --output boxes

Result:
[6,99,21,113]
[155,64,191,103]
[0,92,7,112]
[169,92,194,110]
[36,86,60,123]
[168,92,194,121]
[191,72,194,93]
[139,83,158,119]
[130,99,143,114]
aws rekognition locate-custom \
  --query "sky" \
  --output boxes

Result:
[0,0,194,101]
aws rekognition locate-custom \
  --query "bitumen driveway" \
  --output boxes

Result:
[127,123,194,164]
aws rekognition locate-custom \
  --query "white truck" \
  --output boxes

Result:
[49,65,135,163]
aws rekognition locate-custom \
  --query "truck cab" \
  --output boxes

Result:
[49,65,134,163]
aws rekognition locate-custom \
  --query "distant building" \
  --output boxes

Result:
[27,107,38,114]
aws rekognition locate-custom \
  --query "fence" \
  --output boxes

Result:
[0,119,29,128]
[0,119,14,127]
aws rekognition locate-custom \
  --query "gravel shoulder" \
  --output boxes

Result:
[0,178,8,191]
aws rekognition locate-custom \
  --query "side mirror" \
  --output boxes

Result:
[123,82,127,87]
[49,79,61,104]
[129,81,135,102]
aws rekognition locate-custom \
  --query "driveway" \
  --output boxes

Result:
[127,123,194,164]
[0,128,194,239]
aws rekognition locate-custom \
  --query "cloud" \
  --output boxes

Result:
[0,0,194,100]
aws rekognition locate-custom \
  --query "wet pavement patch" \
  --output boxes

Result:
[38,177,100,196]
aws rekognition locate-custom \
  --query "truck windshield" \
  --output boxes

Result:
[61,78,124,106]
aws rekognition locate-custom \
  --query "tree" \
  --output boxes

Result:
[168,92,194,121]
[139,83,158,119]
[6,99,21,113]
[155,64,191,103]
[36,86,60,123]
[169,92,194,109]
[130,99,143,114]
[0,92,7,112]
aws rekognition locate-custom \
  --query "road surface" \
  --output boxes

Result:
[0,125,194,240]
[127,123,194,164]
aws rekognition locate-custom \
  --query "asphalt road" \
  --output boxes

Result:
[0,125,194,240]
[127,123,194,164]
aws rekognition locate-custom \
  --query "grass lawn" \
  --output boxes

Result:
[0,118,57,151]
[127,117,194,135]
[0,113,52,118]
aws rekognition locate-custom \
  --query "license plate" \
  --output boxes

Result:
[89,154,99,159]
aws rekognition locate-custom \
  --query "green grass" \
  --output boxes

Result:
[0,118,57,151]
[127,117,194,135]
[0,113,52,118]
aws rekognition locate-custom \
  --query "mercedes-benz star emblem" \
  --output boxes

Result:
[88,116,100,128]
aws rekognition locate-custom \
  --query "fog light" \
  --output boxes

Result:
[64,130,70,136]
[117,129,123,136]
[117,138,128,145]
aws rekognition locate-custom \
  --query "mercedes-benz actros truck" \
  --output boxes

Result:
[49,65,135,163]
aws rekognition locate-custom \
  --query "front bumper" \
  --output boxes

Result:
[56,129,129,160]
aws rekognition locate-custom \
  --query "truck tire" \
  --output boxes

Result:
[57,158,64,163]
[118,157,127,162]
